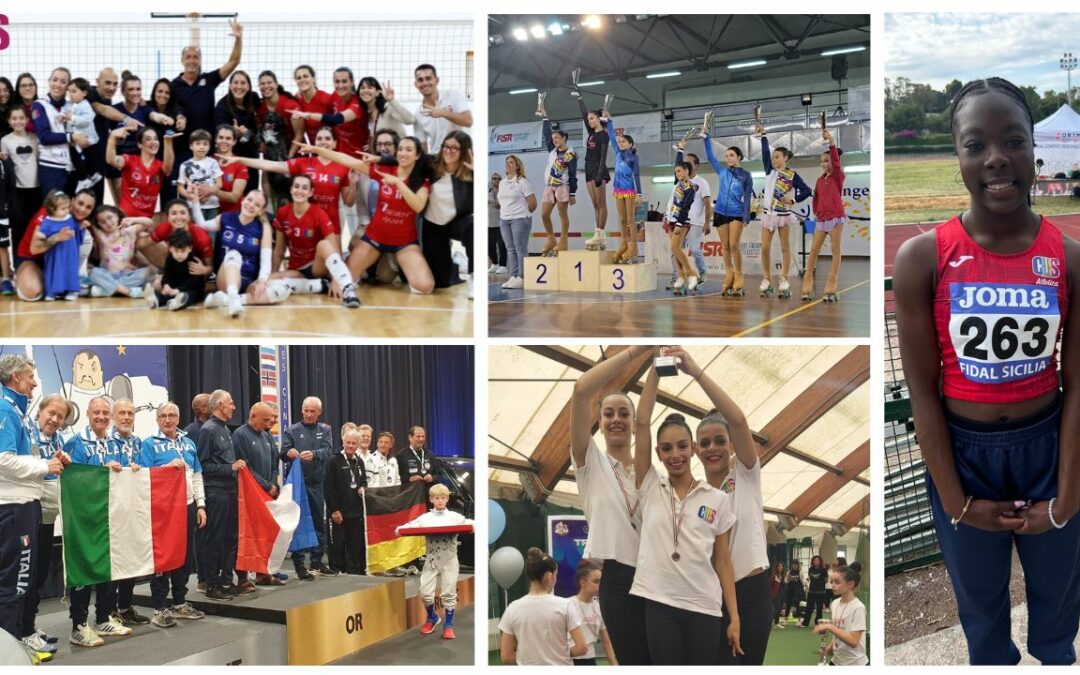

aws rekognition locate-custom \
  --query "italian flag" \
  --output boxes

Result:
[60,464,188,588]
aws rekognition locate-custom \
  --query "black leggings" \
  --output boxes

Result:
[803,591,828,626]
[597,559,650,665]
[644,598,724,665]
[718,571,774,665]
[488,227,507,266]
[783,582,804,618]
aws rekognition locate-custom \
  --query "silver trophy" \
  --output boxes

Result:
[819,110,827,131]
[753,103,762,125]
[535,91,547,118]
[654,350,679,377]
[571,67,582,88]
[673,126,697,151]
[602,93,615,115]
[702,110,714,136]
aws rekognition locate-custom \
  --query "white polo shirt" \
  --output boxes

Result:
[718,456,771,582]
[571,439,641,566]
[498,593,582,666]
[414,88,471,152]
[628,467,735,617]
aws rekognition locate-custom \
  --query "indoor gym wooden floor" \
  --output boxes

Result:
[0,283,473,338]
[488,258,869,338]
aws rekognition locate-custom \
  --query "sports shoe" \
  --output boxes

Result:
[151,608,177,628]
[35,629,59,644]
[295,566,315,581]
[0,279,13,296]
[63,292,79,301]
[197,582,207,594]
[686,276,698,292]
[255,573,285,586]
[116,607,151,625]
[203,291,227,308]
[222,584,240,596]
[146,288,159,308]
[21,632,57,653]
[21,643,53,663]
[313,563,338,576]
[95,616,132,636]
[273,572,289,582]
[44,295,56,302]
[389,566,409,577]
[70,623,105,647]
[236,580,257,594]
[419,614,441,634]
[227,295,244,318]
[404,565,420,576]
[204,585,233,601]
[501,276,523,289]
[487,263,498,274]
[170,602,205,620]
[90,285,110,297]
[127,285,143,299]
[342,283,361,308]
[167,292,188,310]
[442,626,456,640]
[494,265,508,275]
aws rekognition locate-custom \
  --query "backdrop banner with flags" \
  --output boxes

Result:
[364,482,427,573]
[236,467,300,575]
[60,464,187,587]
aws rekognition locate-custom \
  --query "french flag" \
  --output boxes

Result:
[236,464,303,574]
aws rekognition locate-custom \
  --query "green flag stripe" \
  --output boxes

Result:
[61,464,112,587]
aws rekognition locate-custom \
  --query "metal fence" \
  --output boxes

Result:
[884,276,942,574]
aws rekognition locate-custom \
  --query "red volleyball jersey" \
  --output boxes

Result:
[119,154,165,219]
[17,208,48,261]
[257,95,301,146]
[218,161,250,214]
[295,89,334,144]
[272,203,335,270]
[934,215,1067,403]
[364,166,426,247]
[286,156,349,233]
[331,93,370,158]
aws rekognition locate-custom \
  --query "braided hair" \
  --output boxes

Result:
[949,77,1034,137]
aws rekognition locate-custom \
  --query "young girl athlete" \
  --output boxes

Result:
[606,115,642,263]
[569,345,654,665]
[570,560,618,665]
[498,548,588,666]
[755,121,811,298]
[630,355,741,665]
[812,565,867,665]
[700,130,755,296]
[666,162,699,294]
[894,77,1080,665]
[802,128,846,302]
[576,95,611,252]
[665,345,771,664]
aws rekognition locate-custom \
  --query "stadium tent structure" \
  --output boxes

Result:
[488,345,870,545]
[1033,104,1080,177]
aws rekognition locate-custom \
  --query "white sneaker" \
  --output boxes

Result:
[167,292,188,311]
[21,633,57,653]
[502,276,524,289]
[452,250,468,276]
[487,264,498,274]
[90,285,110,297]
[70,623,105,647]
[127,285,143,299]
[204,291,227,308]
[151,608,176,628]
[95,616,133,636]
[227,294,244,318]
[145,284,159,308]
[63,292,79,301]
[495,266,508,275]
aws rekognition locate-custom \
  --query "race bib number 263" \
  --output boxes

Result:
[948,282,1060,384]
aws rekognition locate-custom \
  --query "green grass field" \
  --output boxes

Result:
[886,156,1080,224]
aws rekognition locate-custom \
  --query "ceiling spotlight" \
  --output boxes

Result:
[530,24,546,39]
[821,46,865,57]
[728,59,767,70]
[512,27,528,41]
[509,88,539,95]
[489,34,504,46]
[582,15,602,30]
[646,71,681,79]
[548,22,563,36]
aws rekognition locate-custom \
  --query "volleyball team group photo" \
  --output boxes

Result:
[0,12,475,338]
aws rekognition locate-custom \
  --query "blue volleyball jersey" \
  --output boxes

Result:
[218,211,263,280]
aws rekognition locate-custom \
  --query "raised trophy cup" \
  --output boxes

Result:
[535,91,548,118]
[602,93,615,115]
[702,110,715,136]
[753,103,762,127]
[673,126,697,151]
[819,110,827,131]
[571,67,582,89]
[654,349,679,377]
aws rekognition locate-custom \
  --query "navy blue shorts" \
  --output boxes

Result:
[361,234,417,254]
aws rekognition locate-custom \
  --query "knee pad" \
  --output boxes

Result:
[222,248,243,270]
[265,279,291,303]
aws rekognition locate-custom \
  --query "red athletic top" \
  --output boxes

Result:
[151,222,213,264]
[364,167,426,247]
[812,146,846,221]
[295,89,334,144]
[331,93,370,158]
[119,154,165,219]
[272,203,335,270]
[286,156,349,233]
[16,208,47,261]
[934,215,1067,403]
[218,161,250,214]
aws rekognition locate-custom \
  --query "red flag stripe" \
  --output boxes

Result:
[236,468,278,575]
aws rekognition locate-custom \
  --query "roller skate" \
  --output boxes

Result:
[759,278,774,297]
[686,276,699,294]
[555,237,570,254]
[611,243,629,265]
[801,290,815,301]
[721,269,735,295]
[698,271,707,284]
[585,229,607,251]
[624,247,639,264]
[729,270,746,297]
[673,277,687,296]
[777,277,792,299]
[540,237,558,257]
[823,275,839,302]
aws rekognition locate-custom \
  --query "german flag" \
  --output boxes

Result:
[365,482,427,573]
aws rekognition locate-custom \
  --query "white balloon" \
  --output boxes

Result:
[489,546,525,590]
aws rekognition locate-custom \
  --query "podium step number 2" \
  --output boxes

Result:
[524,256,559,290]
